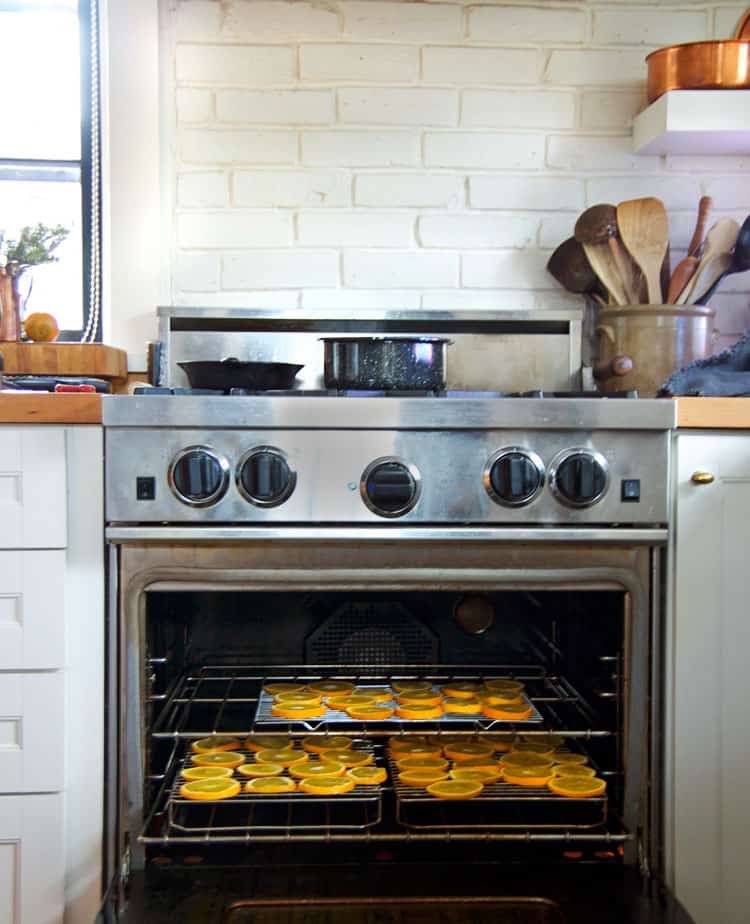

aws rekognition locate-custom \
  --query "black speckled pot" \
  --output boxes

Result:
[322,337,450,391]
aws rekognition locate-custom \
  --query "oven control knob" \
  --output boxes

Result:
[237,447,296,507]
[169,447,229,507]
[360,458,421,518]
[551,449,609,508]
[484,448,544,507]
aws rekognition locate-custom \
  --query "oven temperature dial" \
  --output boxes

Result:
[484,448,545,507]
[168,446,230,507]
[237,447,296,507]
[550,449,609,508]
[360,458,421,518]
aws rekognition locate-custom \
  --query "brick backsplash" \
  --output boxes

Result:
[166,0,750,343]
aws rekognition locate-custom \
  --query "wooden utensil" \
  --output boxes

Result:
[667,256,699,303]
[574,204,638,305]
[676,218,740,305]
[687,196,713,257]
[694,214,750,305]
[616,198,670,304]
[546,237,599,294]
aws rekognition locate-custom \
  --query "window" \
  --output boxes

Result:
[0,0,100,340]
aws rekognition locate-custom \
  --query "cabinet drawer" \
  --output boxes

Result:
[0,793,63,924]
[0,429,66,549]
[0,551,65,670]
[0,673,64,793]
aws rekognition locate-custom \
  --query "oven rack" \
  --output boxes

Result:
[149,664,611,741]
[388,755,608,831]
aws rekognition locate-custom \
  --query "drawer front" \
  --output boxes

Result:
[0,673,64,793]
[0,793,63,924]
[0,551,65,670]
[0,429,66,549]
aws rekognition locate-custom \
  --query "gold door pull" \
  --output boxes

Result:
[691,471,715,485]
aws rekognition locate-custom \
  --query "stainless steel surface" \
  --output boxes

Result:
[106,422,670,526]
[106,526,668,543]
[548,448,610,509]
[483,447,546,508]
[158,307,583,393]
[167,445,230,508]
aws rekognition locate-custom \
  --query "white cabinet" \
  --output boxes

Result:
[668,432,750,924]
[0,794,64,924]
[0,426,103,924]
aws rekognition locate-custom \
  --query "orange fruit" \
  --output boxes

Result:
[479,733,516,751]
[346,704,395,720]
[399,769,450,786]
[263,682,305,696]
[255,749,307,767]
[500,752,553,770]
[245,777,297,794]
[552,765,596,779]
[396,703,444,720]
[271,703,327,720]
[482,702,533,721]
[190,736,241,753]
[427,780,483,800]
[481,692,523,705]
[482,679,525,695]
[237,762,284,778]
[441,682,482,699]
[179,778,240,800]
[299,775,356,795]
[502,766,555,787]
[443,697,482,715]
[181,766,234,781]
[396,756,449,771]
[392,680,433,693]
[444,742,494,761]
[191,751,244,768]
[327,694,380,710]
[512,740,555,756]
[274,691,324,706]
[396,690,443,707]
[550,752,587,766]
[321,750,373,767]
[548,777,607,798]
[23,312,59,342]
[388,736,434,753]
[450,767,502,784]
[347,766,387,785]
[289,761,346,779]
[245,735,294,752]
[302,735,353,754]
[307,681,355,696]
[454,757,501,773]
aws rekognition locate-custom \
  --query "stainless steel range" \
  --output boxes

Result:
[99,309,690,924]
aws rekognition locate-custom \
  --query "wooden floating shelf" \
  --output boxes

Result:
[0,343,128,383]
[633,89,750,155]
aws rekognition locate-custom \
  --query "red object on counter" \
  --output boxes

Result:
[54,384,97,393]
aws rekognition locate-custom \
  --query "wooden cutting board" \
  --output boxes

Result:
[0,343,127,383]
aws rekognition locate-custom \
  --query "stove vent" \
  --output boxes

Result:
[305,602,438,665]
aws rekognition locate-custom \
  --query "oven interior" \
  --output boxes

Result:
[139,587,633,868]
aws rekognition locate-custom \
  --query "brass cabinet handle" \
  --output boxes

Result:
[691,471,715,485]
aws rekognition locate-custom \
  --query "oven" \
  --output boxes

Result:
[97,378,692,923]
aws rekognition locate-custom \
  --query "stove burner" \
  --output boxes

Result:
[133,387,639,399]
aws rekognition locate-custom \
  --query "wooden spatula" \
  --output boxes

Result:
[574,204,635,305]
[676,218,740,305]
[617,198,669,304]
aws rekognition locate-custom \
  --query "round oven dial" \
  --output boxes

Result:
[237,447,296,507]
[484,448,544,507]
[550,449,609,508]
[361,458,421,518]
[169,446,229,507]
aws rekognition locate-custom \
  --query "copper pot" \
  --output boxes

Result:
[647,8,750,102]
[594,305,715,397]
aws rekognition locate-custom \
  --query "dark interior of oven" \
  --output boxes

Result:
[140,588,630,870]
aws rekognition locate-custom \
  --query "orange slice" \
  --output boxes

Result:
[271,703,327,720]
[346,704,395,720]
[450,767,502,784]
[245,735,294,753]
[237,762,284,778]
[512,740,555,756]
[443,698,482,715]
[181,766,234,781]
[190,736,242,753]
[299,775,356,795]
[500,752,554,770]
[479,733,517,751]
[427,734,471,748]
[427,780,483,800]
[482,702,533,721]
[289,760,346,779]
[263,682,305,696]
[302,736,354,754]
[353,687,392,701]
[388,740,442,758]
[245,776,297,794]
[552,765,596,778]
[481,692,523,706]
[483,679,525,695]
[454,756,502,773]
[396,690,443,707]
[395,756,449,771]
[399,769,450,786]
[255,749,307,767]
[502,766,555,787]
[347,766,387,786]
[392,680,433,693]
[523,734,564,750]
[307,680,355,696]
[180,778,241,800]
[548,777,607,798]
[441,681,482,699]
[550,752,588,766]
[444,742,494,761]
[191,751,245,768]
[327,694,380,710]
[321,749,373,767]
[396,703,444,720]
[274,691,324,706]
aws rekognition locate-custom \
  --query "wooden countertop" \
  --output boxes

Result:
[677,397,750,429]
[0,393,102,423]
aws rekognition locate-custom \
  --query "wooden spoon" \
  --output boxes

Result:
[574,204,637,305]
[667,256,699,303]
[616,198,669,304]
[694,214,750,306]
[547,237,599,294]
[687,196,713,257]
[676,218,740,305]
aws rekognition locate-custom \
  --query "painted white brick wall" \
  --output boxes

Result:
[167,0,750,341]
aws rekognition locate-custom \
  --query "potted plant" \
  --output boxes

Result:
[0,223,69,341]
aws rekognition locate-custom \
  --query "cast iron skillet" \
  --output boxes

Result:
[178,358,304,391]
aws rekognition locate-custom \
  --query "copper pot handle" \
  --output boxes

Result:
[593,355,634,381]
[734,8,750,39]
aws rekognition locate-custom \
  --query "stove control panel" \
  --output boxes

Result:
[107,427,670,526]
